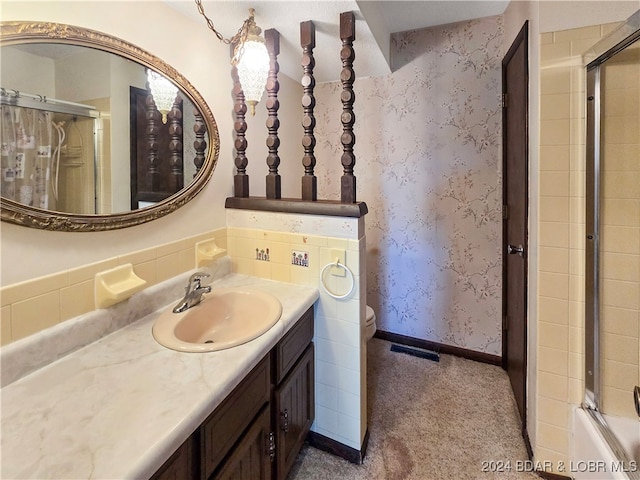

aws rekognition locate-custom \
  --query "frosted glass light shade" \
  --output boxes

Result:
[236,36,269,116]
[146,69,178,123]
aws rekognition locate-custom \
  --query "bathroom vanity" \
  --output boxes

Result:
[0,272,318,479]
[152,307,314,480]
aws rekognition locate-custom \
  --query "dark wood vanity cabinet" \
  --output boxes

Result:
[151,307,315,480]
[150,435,198,480]
[274,345,314,480]
[201,354,272,479]
[213,406,273,480]
[273,310,315,480]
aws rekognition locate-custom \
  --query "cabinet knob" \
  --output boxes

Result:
[281,409,289,433]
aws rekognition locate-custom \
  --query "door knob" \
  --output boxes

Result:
[507,244,524,256]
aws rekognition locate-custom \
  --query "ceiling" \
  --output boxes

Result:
[165,1,509,83]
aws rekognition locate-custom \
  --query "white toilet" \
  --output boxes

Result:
[365,305,377,341]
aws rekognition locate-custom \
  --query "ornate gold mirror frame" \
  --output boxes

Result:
[0,21,220,231]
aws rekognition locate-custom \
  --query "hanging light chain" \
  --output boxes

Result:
[193,0,269,115]
[194,0,257,65]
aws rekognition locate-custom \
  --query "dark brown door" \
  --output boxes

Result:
[502,22,529,428]
[129,86,183,210]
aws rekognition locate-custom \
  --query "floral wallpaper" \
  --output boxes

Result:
[313,16,504,355]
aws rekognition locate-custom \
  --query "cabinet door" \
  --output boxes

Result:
[150,435,197,480]
[274,344,314,480]
[275,307,313,383]
[201,355,271,479]
[213,406,273,480]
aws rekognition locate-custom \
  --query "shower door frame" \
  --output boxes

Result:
[584,10,640,478]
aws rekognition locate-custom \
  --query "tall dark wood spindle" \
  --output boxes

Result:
[339,11,356,203]
[167,96,184,193]
[265,28,281,199]
[145,93,160,191]
[300,20,317,201]
[232,57,249,197]
[193,109,207,176]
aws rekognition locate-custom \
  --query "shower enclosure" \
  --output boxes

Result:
[1,90,98,214]
[584,10,640,477]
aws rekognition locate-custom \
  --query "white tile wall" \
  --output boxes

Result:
[226,209,367,451]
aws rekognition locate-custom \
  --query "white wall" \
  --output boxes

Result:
[0,1,303,286]
[1,47,56,96]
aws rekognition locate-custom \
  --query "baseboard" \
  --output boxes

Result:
[374,330,502,366]
[306,429,369,465]
[523,426,534,461]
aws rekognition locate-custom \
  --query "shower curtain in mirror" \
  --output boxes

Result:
[1,105,56,210]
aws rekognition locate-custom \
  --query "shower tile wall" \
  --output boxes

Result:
[599,39,640,419]
[537,22,622,469]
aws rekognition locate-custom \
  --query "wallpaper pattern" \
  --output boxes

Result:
[313,16,504,354]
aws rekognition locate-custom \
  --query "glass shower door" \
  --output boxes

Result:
[599,37,639,419]
[585,15,640,473]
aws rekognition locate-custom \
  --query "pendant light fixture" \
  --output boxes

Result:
[146,69,178,124]
[194,1,269,116]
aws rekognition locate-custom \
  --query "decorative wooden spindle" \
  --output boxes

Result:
[145,93,160,191]
[300,20,317,201]
[167,96,184,193]
[193,108,207,177]
[265,28,281,200]
[339,11,357,203]
[232,57,249,197]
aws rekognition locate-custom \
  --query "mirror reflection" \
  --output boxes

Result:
[1,43,203,215]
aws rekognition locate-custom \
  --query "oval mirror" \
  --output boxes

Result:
[0,21,220,231]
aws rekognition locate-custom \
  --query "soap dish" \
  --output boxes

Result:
[94,263,147,309]
[195,239,226,267]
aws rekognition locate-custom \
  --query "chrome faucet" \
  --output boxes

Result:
[173,272,211,313]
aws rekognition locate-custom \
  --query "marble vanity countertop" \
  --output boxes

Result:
[0,274,318,480]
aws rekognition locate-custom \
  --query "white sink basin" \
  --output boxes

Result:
[152,287,282,352]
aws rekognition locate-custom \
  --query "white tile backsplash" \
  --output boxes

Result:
[315,315,360,347]
[338,389,361,418]
[337,366,362,396]
[316,383,339,410]
[316,359,339,388]
[226,209,364,239]
[337,413,362,446]
[337,300,362,324]
[226,209,367,452]
[316,405,339,433]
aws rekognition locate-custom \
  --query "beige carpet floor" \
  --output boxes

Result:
[288,338,540,480]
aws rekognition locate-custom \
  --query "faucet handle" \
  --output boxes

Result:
[189,272,210,283]
[185,272,210,293]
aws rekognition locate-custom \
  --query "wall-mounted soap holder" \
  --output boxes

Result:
[94,263,147,309]
[195,239,226,267]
